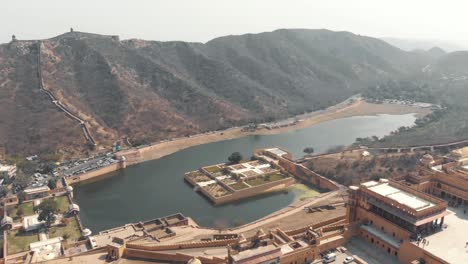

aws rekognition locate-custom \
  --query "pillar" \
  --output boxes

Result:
[440,217,444,228]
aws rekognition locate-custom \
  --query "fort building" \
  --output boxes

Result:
[401,146,468,206]
[347,179,452,264]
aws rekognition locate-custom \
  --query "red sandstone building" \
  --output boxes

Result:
[347,179,449,263]
[404,147,468,207]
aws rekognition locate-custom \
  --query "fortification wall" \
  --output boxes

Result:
[127,237,237,251]
[124,249,225,264]
[67,163,122,185]
[199,177,295,205]
[278,158,339,192]
[285,215,346,235]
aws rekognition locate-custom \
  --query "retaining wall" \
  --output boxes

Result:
[127,237,237,251]
[197,177,295,205]
[278,158,339,192]
[67,163,122,185]
[124,249,225,264]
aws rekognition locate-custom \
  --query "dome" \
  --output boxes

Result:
[422,154,434,160]
[81,228,92,237]
[187,258,201,264]
[1,216,13,225]
[69,203,80,212]
[66,186,73,192]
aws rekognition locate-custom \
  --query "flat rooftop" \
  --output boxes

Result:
[265,148,288,157]
[418,207,467,264]
[367,182,434,211]
[231,245,281,262]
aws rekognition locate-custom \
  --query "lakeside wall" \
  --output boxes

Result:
[185,175,295,205]
[67,162,123,185]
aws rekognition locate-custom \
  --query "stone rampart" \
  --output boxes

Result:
[124,249,225,264]
[127,237,237,251]
[67,163,122,185]
[202,177,295,205]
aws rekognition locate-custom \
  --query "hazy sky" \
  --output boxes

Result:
[2,0,468,48]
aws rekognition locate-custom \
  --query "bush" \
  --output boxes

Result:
[228,152,242,164]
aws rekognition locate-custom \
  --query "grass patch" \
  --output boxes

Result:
[7,230,39,254]
[53,196,70,214]
[49,216,81,241]
[204,165,222,174]
[229,182,249,190]
[290,183,322,201]
[8,202,34,222]
[245,173,288,186]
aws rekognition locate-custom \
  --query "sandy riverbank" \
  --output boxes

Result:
[120,100,430,165]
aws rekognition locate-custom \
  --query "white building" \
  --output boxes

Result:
[23,214,46,231]
[0,164,16,178]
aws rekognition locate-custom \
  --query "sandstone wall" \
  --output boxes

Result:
[68,163,122,185]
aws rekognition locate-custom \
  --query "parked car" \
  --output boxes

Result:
[323,253,336,263]
[343,256,354,263]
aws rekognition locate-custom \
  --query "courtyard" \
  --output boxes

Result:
[7,229,39,254]
[418,207,468,264]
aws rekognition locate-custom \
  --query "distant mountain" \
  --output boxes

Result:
[0,29,437,156]
[381,37,465,52]
[426,47,447,58]
[430,51,468,75]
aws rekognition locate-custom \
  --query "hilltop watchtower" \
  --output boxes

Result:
[11,34,17,42]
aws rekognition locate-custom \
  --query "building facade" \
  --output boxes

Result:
[347,179,448,264]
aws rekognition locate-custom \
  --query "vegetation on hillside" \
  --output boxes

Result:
[0,29,435,156]
[307,151,423,186]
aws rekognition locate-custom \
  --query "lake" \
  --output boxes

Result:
[74,114,417,232]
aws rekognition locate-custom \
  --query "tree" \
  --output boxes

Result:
[37,199,59,227]
[17,207,25,218]
[41,162,56,174]
[47,178,57,190]
[303,147,315,155]
[13,170,32,190]
[228,152,242,164]
[0,186,8,198]
[18,191,27,203]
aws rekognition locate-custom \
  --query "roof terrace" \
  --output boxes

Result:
[359,180,447,221]
[367,182,434,212]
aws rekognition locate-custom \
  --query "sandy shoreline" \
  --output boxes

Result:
[120,100,430,165]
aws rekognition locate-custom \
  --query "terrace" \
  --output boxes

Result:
[245,173,288,186]
[201,183,230,198]
[416,207,467,264]
[226,160,278,179]
[185,171,212,183]
[184,149,296,204]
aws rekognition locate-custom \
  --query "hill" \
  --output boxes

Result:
[0,29,436,157]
